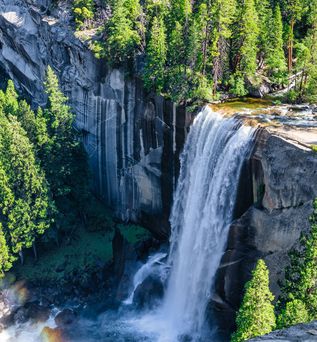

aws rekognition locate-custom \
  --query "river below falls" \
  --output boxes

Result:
[0,305,218,342]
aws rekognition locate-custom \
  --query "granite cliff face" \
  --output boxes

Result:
[214,127,317,333]
[0,0,189,237]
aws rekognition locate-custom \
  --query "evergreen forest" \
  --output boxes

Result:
[74,0,317,103]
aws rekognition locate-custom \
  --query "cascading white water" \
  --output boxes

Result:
[130,107,255,341]
[163,107,255,337]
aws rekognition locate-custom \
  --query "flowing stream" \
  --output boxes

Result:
[0,107,255,341]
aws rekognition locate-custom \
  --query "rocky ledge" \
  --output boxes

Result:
[249,321,317,341]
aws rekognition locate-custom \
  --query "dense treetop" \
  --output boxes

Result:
[73,0,317,103]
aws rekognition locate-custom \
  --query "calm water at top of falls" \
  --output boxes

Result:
[1,107,256,342]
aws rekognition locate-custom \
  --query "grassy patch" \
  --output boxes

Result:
[13,224,150,285]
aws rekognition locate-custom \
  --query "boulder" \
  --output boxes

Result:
[55,308,76,327]
[25,302,50,322]
[133,275,164,309]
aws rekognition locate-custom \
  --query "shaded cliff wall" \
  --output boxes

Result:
[0,0,190,237]
[213,129,317,334]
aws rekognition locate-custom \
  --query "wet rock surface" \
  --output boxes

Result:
[133,275,164,309]
[55,308,76,327]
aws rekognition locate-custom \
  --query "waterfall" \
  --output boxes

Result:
[129,107,255,341]
[162,107,255,338]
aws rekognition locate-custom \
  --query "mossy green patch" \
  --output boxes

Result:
[210,97,274,116]
[13,224,150,285]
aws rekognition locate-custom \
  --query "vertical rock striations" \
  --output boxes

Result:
[0,0,189,236]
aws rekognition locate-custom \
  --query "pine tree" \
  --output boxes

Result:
[255,0,272,67]
[192,3,209,75]
[73,0,94,29]
[42,67,92,231]
[169,0,192,25]
[277,298,310,329]
[144,0,169,23]
[105,0,143,64]
[267,5,287,82]
[0,108,52,259]
[235,0,259,77]
[2,80,18,116]
[0,116,52,252]
[0,223,12,277]
[210,0,236,93]
[283,0,304,72]
[231,259,276,342]
[166,21,188,101]
[143,16,167,92]
[44,66,73,134]
[43,67,76,197]
[301,0,317,102]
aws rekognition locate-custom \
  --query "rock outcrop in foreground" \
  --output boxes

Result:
[249,321,317,341]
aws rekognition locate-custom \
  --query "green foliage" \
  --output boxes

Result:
[267,5,287,81]
[0,69,112,278]
[104,0,143,64]
[73,0,95,30]
[279,200,317,327]
[143,16,167,92]
[0,82,54,271]
[255,0,272,63]
[0,223,12,277]
[311,145,317,152]
[277,298,310,329]
[80,0,317,102]
[236,0,259,77]
[231,259,276,342]
[229,73,248,97]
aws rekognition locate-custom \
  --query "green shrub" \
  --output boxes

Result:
[73,0,95,30]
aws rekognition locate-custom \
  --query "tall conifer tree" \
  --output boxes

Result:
[231,259,276,342]
[267,5,287,78]
[143,16,167,92]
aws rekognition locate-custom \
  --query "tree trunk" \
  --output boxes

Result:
[33,242,38,260]
[19,250,24,265]
[288,19,295,73]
